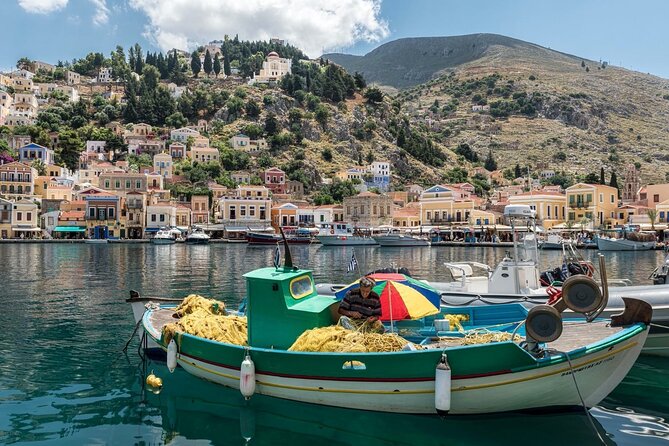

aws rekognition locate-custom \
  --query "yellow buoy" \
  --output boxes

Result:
[146,372,163,389]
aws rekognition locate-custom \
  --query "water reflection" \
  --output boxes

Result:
[144,359,613,446]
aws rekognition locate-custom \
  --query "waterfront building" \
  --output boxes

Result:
[0,197,12,238]
[146,202,177,233]
[640,183,669,209]
[508,191,567,229]
[11,198,40,238]
[343,192,394,227]
[418,185,476,225]
[367,161,391,191]
[565,183,619,228]
[393,205,421,227]
[124,191,146,239]
[0,161,37,199]
[217,185,272,228]
[84,193,120,238]
[271,203,298,228]
[191,195,209,225]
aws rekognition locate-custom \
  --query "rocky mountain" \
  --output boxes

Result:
[326,34,669,184]
[323,34,584,90]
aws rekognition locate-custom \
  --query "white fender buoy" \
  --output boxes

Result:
[435,353,451,415]
[240,352,256,399]
[167,338,177,373]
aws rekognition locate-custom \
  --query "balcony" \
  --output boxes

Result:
[126,201,143,209]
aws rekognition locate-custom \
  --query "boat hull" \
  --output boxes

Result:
[143,310,646,414]
[596,237,656,251]
[151,238,176,245]
[185,238,210,245]
[316,235,377,246]
[373,236,431,247]
[246,232,313,245]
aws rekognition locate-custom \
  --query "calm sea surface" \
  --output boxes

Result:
[0,244,667,445]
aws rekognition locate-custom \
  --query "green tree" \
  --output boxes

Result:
[223,53,231,76]
[190,51,201,78]
[647,209,658,230]
[609,171,619,191]
[514,163,522,178]
[321,148,333,162]
[213,54,221,78]
[364,87,383,103]
[353,72,366,89]
[56,129,83,171]
[265,113,279,135]
[314,104,329,128]
[584,172,600,184]
[203,50,213,77]
[165,112,188,128]
[484,150,497,171]
[600,167,605,184]
[245,100,260,118]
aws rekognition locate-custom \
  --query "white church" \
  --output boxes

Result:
[248,52,292,85]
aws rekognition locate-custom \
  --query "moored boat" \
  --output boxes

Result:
[316,222,377,246]
[185,227,210,244]
[374,231,431,247]
[247,227,315,245]
[596,225,657,251]
[139,247,649,415]
[151,228,176,245]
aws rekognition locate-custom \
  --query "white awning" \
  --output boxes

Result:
[12,227,42,232]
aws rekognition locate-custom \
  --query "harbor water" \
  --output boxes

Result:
[0,244,667,445]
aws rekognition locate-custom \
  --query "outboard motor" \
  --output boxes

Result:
[650,251,669,285]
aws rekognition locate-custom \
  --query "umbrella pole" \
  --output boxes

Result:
[388,283,394,333]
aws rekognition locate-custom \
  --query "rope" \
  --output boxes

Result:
[550,349,607,446]
[122,316,144,353]
[650,322,669,330]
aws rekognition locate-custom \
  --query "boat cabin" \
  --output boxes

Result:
[243,266,338,349]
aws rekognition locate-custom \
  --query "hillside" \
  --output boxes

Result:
[326,34,669,184]
[323,34,583,90]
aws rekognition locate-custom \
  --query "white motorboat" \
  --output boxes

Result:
[539,233,574,250]
[151,228,176,245]
[84,239,108,244]
[596,236,656,251]
[316,223,378,246]
[374,230,431,247]
[186,227,210,244]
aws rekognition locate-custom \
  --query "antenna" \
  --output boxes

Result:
[279,227,294,268]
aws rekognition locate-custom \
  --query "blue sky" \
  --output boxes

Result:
[3,0,669,78]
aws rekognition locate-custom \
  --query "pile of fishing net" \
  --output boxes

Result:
[440,314,470,331]
[289,324,410,353]
[162,294,248,346]
[626,232,656,242]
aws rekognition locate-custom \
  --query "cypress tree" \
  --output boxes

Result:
[223,53,231,76]
[190,51,201,78]
[213,54,221,78]
[514,163,522,178]
[600,167,605,184]
[203,50,213,77]
[484,150,497,171]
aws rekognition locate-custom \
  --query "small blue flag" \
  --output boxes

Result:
[273,245,281,268]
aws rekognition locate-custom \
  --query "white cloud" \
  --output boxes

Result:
[17,0,68,14]
[90,0,110,25]
[129,0,389,57]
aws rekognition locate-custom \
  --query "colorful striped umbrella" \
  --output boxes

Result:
[335,274,441,321]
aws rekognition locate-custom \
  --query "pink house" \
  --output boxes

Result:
[261,167,286,194]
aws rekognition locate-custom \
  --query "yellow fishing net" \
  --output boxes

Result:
[162,294,248,346]
[441,314,470,331]
[289,324,410,353]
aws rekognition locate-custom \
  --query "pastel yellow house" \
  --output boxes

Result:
[418,185,476,225]
[641,184,669,209]
[565,183,618,228]
[190,146,219,164]
[508,191,567,229]
[392,205,420,227]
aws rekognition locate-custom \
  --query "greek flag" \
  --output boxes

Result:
[347,250,358,273]
[273,245,281,268]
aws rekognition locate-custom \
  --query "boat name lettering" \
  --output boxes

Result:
[560,356,614,376]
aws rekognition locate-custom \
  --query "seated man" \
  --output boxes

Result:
[338,276,384,333]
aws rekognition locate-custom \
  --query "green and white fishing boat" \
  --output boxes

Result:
[140,241,651,414]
